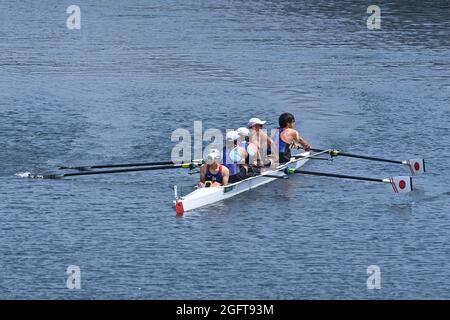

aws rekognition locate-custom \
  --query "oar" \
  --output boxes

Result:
[285,168,413,193]
[310,148,425,175]
[42,163,195,179]
[59,160,177,170]
[293,155,330,161]
[259,174,289,179]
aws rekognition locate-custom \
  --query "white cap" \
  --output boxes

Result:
[226,130,240,141]
[236,127,250,137]
[247,117,266,128]
[205,148,221,163]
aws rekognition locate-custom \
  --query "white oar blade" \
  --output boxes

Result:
[403,158,426,175]
[383,176,413,193]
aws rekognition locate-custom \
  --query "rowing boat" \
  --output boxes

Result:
[174,151,312,216]
[36,147,424,217]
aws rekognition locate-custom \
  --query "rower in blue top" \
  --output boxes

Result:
[223,131,248,183]
[272,112,311,164]
[236,127,258,162]
[198,149,230,187]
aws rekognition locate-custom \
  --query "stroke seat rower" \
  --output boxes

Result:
[273,112,311,164]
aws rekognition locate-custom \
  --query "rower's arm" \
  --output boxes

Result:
[199,165,206,183]
[221,167,230,186]
[293,131,311,150]
[240,147,249,164]
[263,130,274,147]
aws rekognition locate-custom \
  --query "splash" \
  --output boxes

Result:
[15,172,31,178]
[15,172,43,179]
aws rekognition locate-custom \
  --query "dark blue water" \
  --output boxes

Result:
[1,0,449,299]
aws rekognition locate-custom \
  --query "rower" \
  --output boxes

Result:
[247,117,274,167]
[272,112,311,164]
[223,130,248,183]
[236,127,259,175]
[198,149,230,187]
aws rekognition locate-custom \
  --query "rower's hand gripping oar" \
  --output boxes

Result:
[41,161,202,179]
[310,148,426,175]
[285,168,413,193]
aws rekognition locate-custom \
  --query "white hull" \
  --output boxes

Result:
[174,151,311,215]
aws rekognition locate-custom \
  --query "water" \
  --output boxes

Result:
[1,0,449,299]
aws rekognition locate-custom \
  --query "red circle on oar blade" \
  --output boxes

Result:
[414,162,420,171]
[399,180,407,189]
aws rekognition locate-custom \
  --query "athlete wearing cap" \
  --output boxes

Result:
[247,117,267,128]
[198,148,230,187]
[236,127,258,166]
[247,117,274,166]
[236,127,250,141]
[223,131,248,183]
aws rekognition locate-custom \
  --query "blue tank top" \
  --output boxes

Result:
[273,128,289,153]
[222,147,240,176]
[205,165,224,184]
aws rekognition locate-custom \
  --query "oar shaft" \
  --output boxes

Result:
[294,156,330,161]
[45,164,186,179]
[310,148,403,164]
[289,169,384,183]
[59,161,175,170]
[336,152,402,164]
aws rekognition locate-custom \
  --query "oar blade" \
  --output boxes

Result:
[403,158,426,175]
[383,176,413,193]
